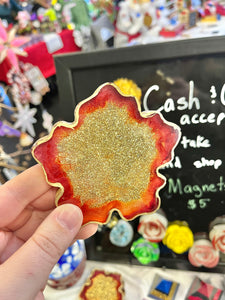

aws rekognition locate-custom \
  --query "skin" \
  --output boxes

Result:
[0,0,9,5]
[0,164,98,300]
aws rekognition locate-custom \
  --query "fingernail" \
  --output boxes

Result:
[56,204,83,231]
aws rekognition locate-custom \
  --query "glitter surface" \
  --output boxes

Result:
[79,270,124,300]
[32,83,181,225]
[85,274,119,300]
[57,103,156,208]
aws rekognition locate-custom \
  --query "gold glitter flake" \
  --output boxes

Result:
[85,274,119,300]
[57,102,156,207]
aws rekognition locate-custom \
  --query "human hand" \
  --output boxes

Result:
[0,165,98,300]
[0,0,9,5]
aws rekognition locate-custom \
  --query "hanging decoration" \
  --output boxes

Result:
[0,21,29,71]
[12,101,37,137]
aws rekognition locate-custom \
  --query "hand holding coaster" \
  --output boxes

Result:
[32,83,180,225]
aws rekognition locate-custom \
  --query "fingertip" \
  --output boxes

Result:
[76,223,98,240]
[55,204,83,232]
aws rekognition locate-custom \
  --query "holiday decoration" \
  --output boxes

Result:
[12,101,37,137]
[0,21,29,71]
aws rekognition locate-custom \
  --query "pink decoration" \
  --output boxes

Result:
[0,20,29,71]
[188,239,220,268]
[209,224,225,253]
[138,211,168,243]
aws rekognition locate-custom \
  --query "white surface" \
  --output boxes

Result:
[44,260,225,299]
[43,33,63,53]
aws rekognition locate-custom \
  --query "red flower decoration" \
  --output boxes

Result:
[32,83,180,225]
[188,239,220,268]
[138,212,168,242]
[209,224,225,253]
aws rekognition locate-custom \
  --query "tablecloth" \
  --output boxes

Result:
[44,260,225,300]
[0,29,80,84]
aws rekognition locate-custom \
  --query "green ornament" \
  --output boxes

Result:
[130,238,160,265]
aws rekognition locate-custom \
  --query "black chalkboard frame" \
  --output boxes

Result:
[53,36,225,273]
[54,35,225,121]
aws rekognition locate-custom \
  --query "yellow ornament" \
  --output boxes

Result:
[163,223,194,254]
[51,0,57,5]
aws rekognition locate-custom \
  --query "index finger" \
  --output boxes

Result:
[0,165,56,227]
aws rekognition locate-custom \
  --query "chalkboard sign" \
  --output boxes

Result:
[54,36,225,272]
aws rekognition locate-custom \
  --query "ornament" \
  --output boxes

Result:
[48,240,86,289]
[162,221,194,254]
[109,219,134,247]
[19,133,34,147]
[138,209,168,243]
[188,238,219,268]
[32,83,180,225]
[13,101,37,137]
[7,67,31,104]
[41,108,53,133]
[131,237,160,264]
[209,216,225,253]
[0,121,21,137]
[0,85,12,108]
[20,62,50,96]
[30,91,42,106]
[0,21,29,71]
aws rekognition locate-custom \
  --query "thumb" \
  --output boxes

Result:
[0,204,83,300]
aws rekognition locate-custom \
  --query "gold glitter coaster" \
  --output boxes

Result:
[32,83,180,225]
[79,269,125,300]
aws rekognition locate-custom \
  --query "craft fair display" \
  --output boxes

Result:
[2,0,225,276]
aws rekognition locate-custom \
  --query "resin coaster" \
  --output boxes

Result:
[148,274,179,300]
[185,277,224,300]
[79,269,124,300]
[32,83,180,225]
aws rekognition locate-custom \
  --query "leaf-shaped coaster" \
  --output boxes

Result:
[32,83,181,225]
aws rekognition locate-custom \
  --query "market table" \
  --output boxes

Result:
[44,260,225,300]
[0,29,81,84]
